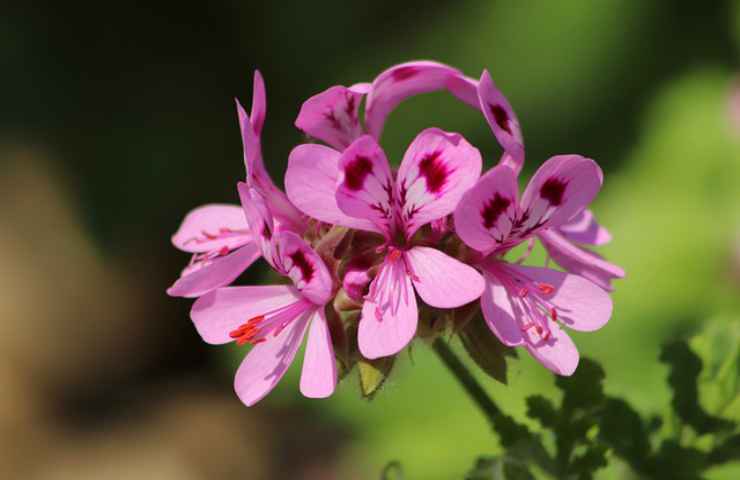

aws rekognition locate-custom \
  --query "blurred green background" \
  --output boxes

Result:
[1,1,739,479]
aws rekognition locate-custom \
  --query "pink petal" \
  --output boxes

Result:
[358,260,418,359]
[525,324,579,376]
[539,229,624,292]
[446,74,480,109]
[234,309,311,406]
[299,308,337,399]
[237,182,278,268]
[507,264,613,332]
[190,285,302,344]
[520,155,603,230]
[285,143,377,231]
[404,246,484,308]
[250,70,267,136]
[335,135,396,237]
[166,243,261,298]
[294,85,365,150]
[236,99,304,233]
[478,70,524,175]
[557,209,612,246]
[365,61,473,138]
[171,204,251,254]
[453,165,519,253]
[479,271,525,346]
[396,128,482,237]
[277,231,333,306]
[342,256,373,302]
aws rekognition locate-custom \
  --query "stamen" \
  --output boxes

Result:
[537,282,555,295]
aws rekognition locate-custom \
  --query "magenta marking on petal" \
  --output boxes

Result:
[417,150,449,193]
[488,103,512,135]
[344,155,374,191]
[344,93,356,117]
[539,178,568,206]
[391,66,420,81]
[481,193,511,229]
[289,249,315,283]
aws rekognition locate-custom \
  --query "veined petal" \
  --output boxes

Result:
[520,155,603,230]
[539,229,624,292]
[236,99,304,233]
[171,204,251,254]
[507,264,612,332]
[358,258,418,359]
[190,285,302,344]
[453,165,519,253]
[479,271,525,346]
[525,324,579,376]
[277,231,333,306]
[478,70,524,174]
[365,61,471,138]
[300,308,337,399]
[557,209,612,246]
[250,70,267,136]
[396,128,482,237]
[295,85,365,150]
[336,135,396,237]
[166,244,261,298]
[285,144,377,231]
[405,246,484,308]
[234,309,311,406]
[238,182,278,268]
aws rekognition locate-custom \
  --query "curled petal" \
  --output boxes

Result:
[396,128,482,237]
[404,246,484,308]
[525,323,580,376]
[365,61,473,138]
[295,85,365,150]
[300,308,337,398]
[234,309,311,406]
[285,144,377,231]
[190,285,302,344]
[478,70,524,175]
[557,209,612,246]
[336,135,396,237]
[453,165,519,253]
[171,204,250,254]
[250,70,267,136]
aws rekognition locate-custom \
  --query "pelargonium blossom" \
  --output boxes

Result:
[454,159,613,375]
[190,185,336,406]
[286,128,485,358]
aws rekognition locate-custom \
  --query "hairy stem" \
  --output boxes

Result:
[432,337,501,424]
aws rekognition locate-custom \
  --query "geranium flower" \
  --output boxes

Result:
[454,160,613,375]
[190,185,336,406]
[286,128,485,358]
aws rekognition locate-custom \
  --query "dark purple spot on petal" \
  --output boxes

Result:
[482,193,511,229]
[289,249,314,283]
[488,103,512,135]
[344,155,374,191]
[344,93,357,118]
[418,150,449,193]
[392,66,419,82]
[539,178,568,206]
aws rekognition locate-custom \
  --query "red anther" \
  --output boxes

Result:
[219,246,230,256]
[537,282,555,295]
[202,229,218,240]
[549,307,558,323]
[388,249,402,261]
[518,287,529,298]
[229,316,264,346]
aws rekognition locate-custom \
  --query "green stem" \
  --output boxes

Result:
[432,338,502,425]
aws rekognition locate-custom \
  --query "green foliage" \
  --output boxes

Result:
[358,356,395,399]
[459,314,517,385]
[380,461,404,480]
[465,456,535,480]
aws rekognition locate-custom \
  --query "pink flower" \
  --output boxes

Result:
[454,159,613,375]
[190,184,336,406]
[286,128,485,358]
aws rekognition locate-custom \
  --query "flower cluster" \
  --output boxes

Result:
[168,61,624,406]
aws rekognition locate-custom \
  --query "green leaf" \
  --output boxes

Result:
[525,395,558,429]
[598,398,650,469]
[555,358,605,413]
[465,456,535,480]
[660,340,733,434]
[707,433,740,465]
[459,313,516,384]
[358,356,395,399]
[568,444,608,480]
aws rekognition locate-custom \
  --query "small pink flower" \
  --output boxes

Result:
[190,185,336,406]
[454,160,613,375]
[286,128,485,358]
[167,204,261,298]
